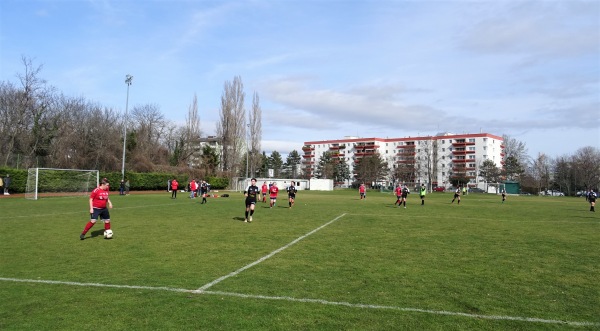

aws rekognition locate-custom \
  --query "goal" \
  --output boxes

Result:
[25,168,100,200]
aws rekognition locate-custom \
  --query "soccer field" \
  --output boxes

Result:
[0,190,598,330]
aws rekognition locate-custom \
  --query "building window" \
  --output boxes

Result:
[469,139,475,143]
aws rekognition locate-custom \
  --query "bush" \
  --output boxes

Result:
[0,168,232,193]
[0,168,27,194]
[207,176,229,190]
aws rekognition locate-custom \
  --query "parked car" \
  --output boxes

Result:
[539,190,565,196]
[433,187,445,192]
[468,188,485,193]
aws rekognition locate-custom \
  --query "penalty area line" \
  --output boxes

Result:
[0,277,597,327]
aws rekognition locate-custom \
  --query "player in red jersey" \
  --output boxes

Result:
[269,182,279,208]
[261,181,268,203]
[80,178,113,240]
[359,183,366,200]
[171,178,179,199]
[394,184,402,205]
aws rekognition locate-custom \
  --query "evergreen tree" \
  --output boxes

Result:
[284,150,301,178]
[269,151,283,177]
[479,159,502,184]
[354,152,388,185]
[504,155,524,181]
[258,151,269,177]
[315,151,335,179]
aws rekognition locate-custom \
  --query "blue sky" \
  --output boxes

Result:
[1,0,598,159]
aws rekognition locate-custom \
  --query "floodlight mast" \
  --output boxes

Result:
[121,74,133,181]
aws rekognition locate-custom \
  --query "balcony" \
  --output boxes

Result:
[452,150,467,155]
[302,145,314,151]
[452,141,475,146]
[354,143,380,149]
[329,144,346,150]
[302,154,314,158]
[355,150,376,157]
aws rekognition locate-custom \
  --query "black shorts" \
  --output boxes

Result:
[288,194,296,199]
[245,198,257,206]
[91,208,110,220]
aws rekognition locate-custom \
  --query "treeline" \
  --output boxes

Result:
[0,57,303,182]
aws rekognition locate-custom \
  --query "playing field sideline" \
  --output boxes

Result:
[1,190,598,330]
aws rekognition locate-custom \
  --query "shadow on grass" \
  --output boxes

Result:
[88,229,105,239]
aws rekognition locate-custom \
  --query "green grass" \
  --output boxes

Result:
[1,190,598,330]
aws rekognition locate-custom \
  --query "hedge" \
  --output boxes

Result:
[0,168,229,194]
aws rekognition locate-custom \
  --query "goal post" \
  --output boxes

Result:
[25,168,99,200]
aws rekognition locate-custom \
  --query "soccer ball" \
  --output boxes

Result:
[104,229,113,239]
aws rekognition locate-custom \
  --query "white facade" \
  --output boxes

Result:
[302,132,504,188]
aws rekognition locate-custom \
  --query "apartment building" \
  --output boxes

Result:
[302,132,504,188]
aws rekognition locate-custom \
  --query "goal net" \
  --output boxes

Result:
[25,168,99,200]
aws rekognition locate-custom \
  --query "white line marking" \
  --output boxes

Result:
[347,213,598,224]
[195,213,347,292]
[0,277,597,327]
[0,277,190,293]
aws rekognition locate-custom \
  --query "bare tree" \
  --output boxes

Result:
[181,95,202,167]
[415,138,438,190]
[572,146,600,190]
[128,103,170,171]
[0,81,22,166]
[249,92,262,176]
[216,76,245,176]
[502,134,529,165]
[553,155,573,195]
[530,153,552,194]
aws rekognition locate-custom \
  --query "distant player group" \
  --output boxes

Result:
[80,177,597,240]
[243,179,298,223]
